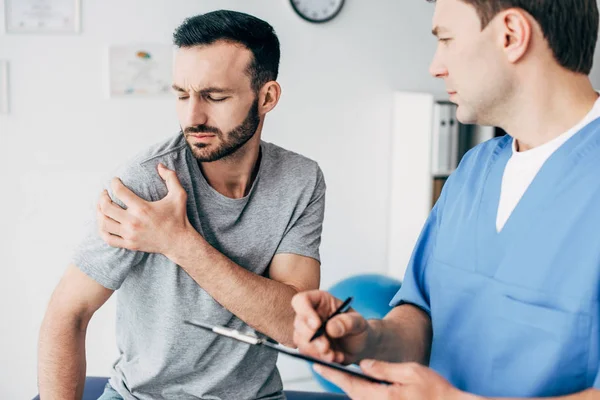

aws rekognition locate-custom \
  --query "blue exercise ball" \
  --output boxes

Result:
[309,274,402,393]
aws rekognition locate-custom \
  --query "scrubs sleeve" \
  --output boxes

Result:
[389,176,451,315]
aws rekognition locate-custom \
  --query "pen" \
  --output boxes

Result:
[309,296,353,342]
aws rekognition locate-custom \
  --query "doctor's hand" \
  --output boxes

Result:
[291,290,373,365]
[97,163,194,257]
[314,360,469,400]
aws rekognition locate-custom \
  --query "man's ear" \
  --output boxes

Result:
[257,81,282,115]
[499,8,532,64]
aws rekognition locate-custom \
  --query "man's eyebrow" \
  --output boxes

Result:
[171,85,233,95]
[198,87,233,95]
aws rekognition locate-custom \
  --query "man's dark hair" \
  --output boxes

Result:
[430,0,599,74]
[173,10,280,92]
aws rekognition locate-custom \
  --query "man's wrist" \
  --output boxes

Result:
[165,224,205,266]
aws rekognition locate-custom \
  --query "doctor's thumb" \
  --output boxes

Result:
[327,313,367,338]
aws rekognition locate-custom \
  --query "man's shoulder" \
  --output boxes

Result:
[130,133,188,168]
[112,133,188,201]
[262,141,323,182]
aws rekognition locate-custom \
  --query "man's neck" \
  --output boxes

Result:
[199,135,262,199]
[499,71,598,152]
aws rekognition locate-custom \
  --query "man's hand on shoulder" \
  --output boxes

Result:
[97,163,197,258]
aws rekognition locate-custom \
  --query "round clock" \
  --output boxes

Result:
[290,0,345,24]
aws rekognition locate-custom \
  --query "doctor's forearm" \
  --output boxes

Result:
[362,304,432,364]
[167,230,299,347]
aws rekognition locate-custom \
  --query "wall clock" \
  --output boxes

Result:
[290,0,345,24]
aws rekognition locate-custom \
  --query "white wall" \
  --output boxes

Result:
[2,0,600,398]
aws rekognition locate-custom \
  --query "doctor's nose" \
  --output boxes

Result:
[429,52,448,79]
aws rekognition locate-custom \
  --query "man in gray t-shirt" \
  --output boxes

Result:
[89,134,324,400]
[38,10,324,400]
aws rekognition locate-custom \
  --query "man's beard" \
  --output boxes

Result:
[183,98,260,162]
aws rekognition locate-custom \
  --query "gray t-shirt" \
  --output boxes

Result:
[72,133,326,400]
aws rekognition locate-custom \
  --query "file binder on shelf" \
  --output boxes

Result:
[431,101,459,177]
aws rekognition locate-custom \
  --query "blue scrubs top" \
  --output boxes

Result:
[391,118,600,397]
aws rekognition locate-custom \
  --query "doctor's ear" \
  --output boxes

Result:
[499,8,532,64]
[257,81,281,115]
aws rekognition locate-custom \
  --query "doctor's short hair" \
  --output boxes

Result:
[173,10,280,93]
[431,0,599,75]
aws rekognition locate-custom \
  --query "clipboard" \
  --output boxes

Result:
[183,320,391,385]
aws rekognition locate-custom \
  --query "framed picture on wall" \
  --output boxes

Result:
[4,0,81,34]
[0,61,8,114]
[107,44,174,98]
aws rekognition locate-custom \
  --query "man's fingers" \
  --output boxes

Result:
[97,206,122,237]
[98,190,127,223]
[360,360,420,384]
[98,227,126,249]
[110,177,145,209]
[326,313,368,338]
[157,164,187,200]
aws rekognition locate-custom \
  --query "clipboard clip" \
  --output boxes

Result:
[212,325,263,345]
[184,320,264,345]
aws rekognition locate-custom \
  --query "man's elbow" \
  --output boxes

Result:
[41,301,92,337]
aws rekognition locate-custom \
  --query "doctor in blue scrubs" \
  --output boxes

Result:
[292,0,600,399]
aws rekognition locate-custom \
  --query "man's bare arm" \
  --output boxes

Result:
[172,236,320,347]
[38,265,113,399]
